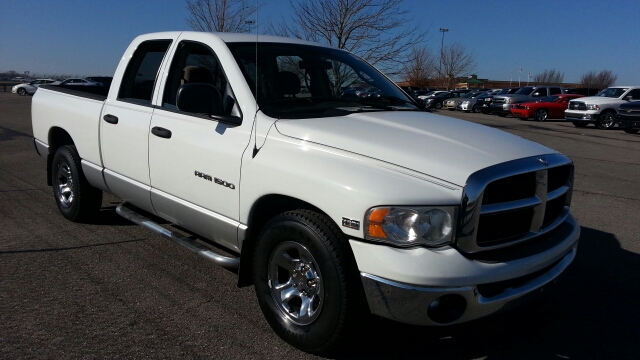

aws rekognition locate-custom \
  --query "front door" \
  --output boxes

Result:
[148,40,250,251]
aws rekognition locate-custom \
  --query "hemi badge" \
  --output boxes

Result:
[342,217,360,230]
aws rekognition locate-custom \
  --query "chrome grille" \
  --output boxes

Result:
[457,155,573,254]
[569,101,586,110]
[493,97,506,104]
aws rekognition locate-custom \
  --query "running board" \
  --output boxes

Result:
[116,203,240,269]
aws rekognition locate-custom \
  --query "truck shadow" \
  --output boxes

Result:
[337,226,640,359]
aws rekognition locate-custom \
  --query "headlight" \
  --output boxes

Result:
[504,98,513,104]
[587,104,600,110]
[461,101,470,105]
[364,206,456,247]
[425,99,434,103]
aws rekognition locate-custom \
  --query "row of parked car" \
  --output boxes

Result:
[11,77,113,96]
[403,86,640,135]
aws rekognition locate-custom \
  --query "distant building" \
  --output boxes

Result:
[399,74,582,90]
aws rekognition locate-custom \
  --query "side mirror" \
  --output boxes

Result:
[176,83,241,125]
[624,95,633,101]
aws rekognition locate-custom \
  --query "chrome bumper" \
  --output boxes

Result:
[361,243,577,326]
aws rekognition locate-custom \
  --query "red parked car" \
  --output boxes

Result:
[511,94,584,121]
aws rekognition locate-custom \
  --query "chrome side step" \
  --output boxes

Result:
[116,202,240,269]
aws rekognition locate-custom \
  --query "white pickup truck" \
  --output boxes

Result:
[32,32,580,354]
[565,86,640,129]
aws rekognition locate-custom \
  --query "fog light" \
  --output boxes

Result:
[427,294,466,324]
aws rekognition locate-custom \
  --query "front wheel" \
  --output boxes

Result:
[253,210,359,354]
[17,88,27,96]
[434,102,443,109]
[596,111,616,129]
[534,109,548,121]
[51,145,103,222]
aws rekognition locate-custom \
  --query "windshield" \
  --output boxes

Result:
[226,42,418,119]
[595,87,628,98]
[515,86,535,95]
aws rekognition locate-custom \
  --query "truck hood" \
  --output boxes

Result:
[570,96,624,104]
[274,111,555,186]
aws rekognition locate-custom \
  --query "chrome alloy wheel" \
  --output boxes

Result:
[56,162,75,208]
[268,241,324,325]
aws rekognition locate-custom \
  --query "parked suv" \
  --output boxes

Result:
[491,86,563,117]
[565,86,640,129]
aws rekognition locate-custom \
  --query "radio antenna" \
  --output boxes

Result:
[249,2,260,158]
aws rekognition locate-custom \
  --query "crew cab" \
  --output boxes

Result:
[491,86,564,117]
[565,86,640,129]
[511,94,584,121]
[31,32,580,354]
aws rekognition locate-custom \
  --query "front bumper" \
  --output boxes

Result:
[490,103,512,115]
[565,110,597,122]
[353,214,580,326]
[511,108,532,118]
[615,115,640,130]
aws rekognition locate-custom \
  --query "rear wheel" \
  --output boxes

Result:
[51,145,103,222]
[572,121,588,128]
[534,109,548,121]
[596,111,616,129]
[623,128,639,134]
[253,210,359,354]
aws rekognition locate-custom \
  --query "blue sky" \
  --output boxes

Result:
[2,0,639,85]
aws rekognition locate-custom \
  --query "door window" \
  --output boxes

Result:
[118,40,172,104]
[162,41,233,117]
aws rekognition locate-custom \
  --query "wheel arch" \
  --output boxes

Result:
[46,127,75,186]
[237,194,339,288]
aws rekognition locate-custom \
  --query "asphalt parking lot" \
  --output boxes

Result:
[1,92,639,359]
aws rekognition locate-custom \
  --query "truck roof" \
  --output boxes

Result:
[141,31,330,48]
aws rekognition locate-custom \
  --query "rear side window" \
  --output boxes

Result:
[550,87,562,95]
[118,40,172,103]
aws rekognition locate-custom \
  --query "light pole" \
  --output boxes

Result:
[439,28,449,88]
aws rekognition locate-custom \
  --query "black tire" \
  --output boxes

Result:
[572,121,588,128]
[534,109,548,122]
[253,210,359,354]
[623,128,639,134]
[471,104,479,113]
[596,111,616,129]
[434,102,442,109]
[17,88,27,96]
[51,145,103,222]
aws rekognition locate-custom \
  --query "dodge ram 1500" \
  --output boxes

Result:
[32,31,580,354]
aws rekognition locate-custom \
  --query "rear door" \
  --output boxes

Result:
[100,39,173,213]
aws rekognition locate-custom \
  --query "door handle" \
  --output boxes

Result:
[151,126,172,139]
[103,114,119,124]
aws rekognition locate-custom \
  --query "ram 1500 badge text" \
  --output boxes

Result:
[31,32,580,354]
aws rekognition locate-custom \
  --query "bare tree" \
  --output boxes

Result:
[581,70,617,90]
[186,0,258,33]
[533,69,564,85]
[439,42,476,90]
[269,0,428,76]
[402,47,437,88]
